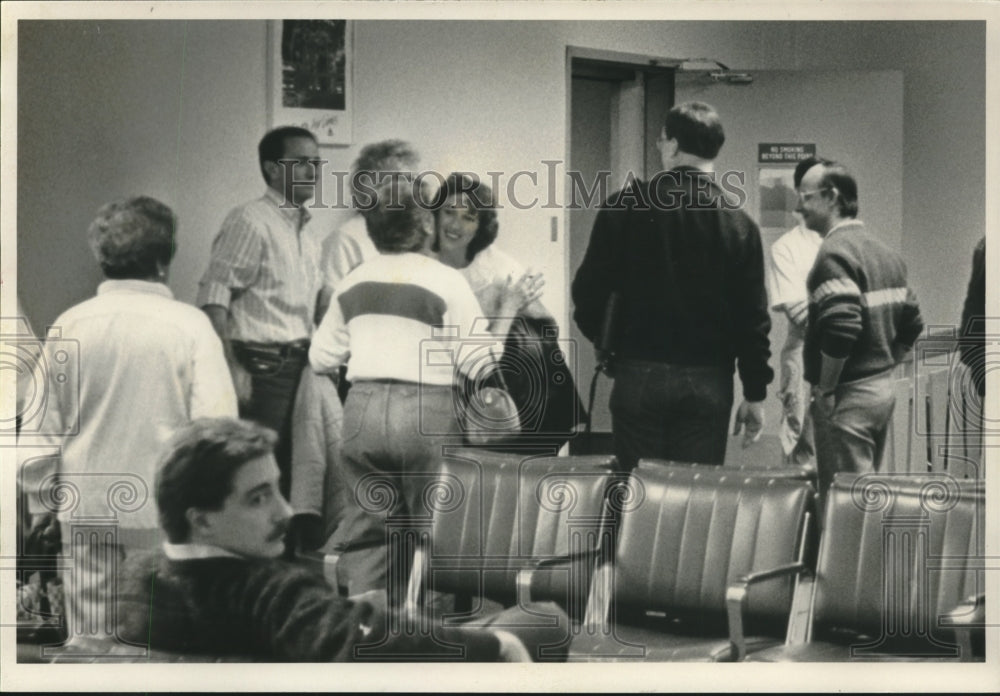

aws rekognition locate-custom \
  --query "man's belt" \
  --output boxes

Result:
[231,339,310,360]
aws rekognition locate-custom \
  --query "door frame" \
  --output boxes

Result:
[564,46,680,448]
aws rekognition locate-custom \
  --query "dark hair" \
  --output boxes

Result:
[664,101,725,160]
[258,126,317,182]
[87,196,176,279]
[793,156,829,189]
[817,161,860,218]
[351,139,420,202]
[156,418,278,543]
[431,172,499,262]
[365,179,434,253]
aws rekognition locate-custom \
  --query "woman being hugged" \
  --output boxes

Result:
[433,172,584,451]
[433,172,547,334]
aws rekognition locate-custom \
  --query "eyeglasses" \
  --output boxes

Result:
[797,187,831,203]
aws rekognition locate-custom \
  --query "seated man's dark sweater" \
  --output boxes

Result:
[117,546,502,661]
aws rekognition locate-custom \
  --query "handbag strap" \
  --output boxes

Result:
[456,341,510,395]
[483,343,511,392]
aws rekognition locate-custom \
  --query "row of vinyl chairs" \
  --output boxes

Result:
[22,355,984,663]
[402,447,985,662]
[23,447,984,664]
[719,353,987,478]
[882,350,986,478]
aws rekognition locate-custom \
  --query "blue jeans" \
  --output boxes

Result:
[811,371,895,518]
[234,344,308,497]
[610,359,734,469]
[334,381,461,597]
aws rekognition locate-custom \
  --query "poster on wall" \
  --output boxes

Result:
[268,20,352,146]
[757,143,816,232]
[758,166,798,231]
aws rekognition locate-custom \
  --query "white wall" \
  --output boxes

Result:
[674,69,903,435]
[676,70,904,253]
[18,20,985,356]
[18,20,271,327]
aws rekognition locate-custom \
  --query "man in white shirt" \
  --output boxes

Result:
[768,157,824,467]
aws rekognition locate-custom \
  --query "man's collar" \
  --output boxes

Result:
[263,187,312,227]
[163,541,243,561]
[654,166,724,197]
[797,224,823,240]
[827,218,864,237]
[96,279,173,299]
[668,165,714,175]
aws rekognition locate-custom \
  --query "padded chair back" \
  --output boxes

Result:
[813,473,984,650]
[427,449,614,602]
[639,459,814,480]
[612,466,813,625]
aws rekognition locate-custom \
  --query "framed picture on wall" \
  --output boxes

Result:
[268,20,352,146]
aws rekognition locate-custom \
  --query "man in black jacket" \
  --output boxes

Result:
[959,236,986,400]
[572,101,773,469]
[116,417,547,661]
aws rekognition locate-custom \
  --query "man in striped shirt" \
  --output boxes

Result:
[798,161,924,510]
[198,126,323,499]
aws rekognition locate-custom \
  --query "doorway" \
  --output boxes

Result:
[566,49,903,463]
[566,48,677,451]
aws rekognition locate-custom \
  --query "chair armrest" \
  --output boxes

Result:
[784,574,815,646]
[726,562,809,661]
[407,551,592,616]
[942,591,986,626]
[409,547,602,619]
[581,561,614,633]
[941,592,985,662]
[514,549,597,606]
[403,546,427,623]
[293,549,340,587]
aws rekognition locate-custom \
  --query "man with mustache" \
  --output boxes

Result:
[116,417,545,661]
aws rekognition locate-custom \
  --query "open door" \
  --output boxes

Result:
[566,49,676,453]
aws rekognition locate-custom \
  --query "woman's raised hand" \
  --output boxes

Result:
[500,269,545,314]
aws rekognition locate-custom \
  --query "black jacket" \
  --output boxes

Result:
[571,168,773,401]
[959,237,986,397]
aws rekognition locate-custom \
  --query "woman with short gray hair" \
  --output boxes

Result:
[19,195,238,650]
[86,196,177,280]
